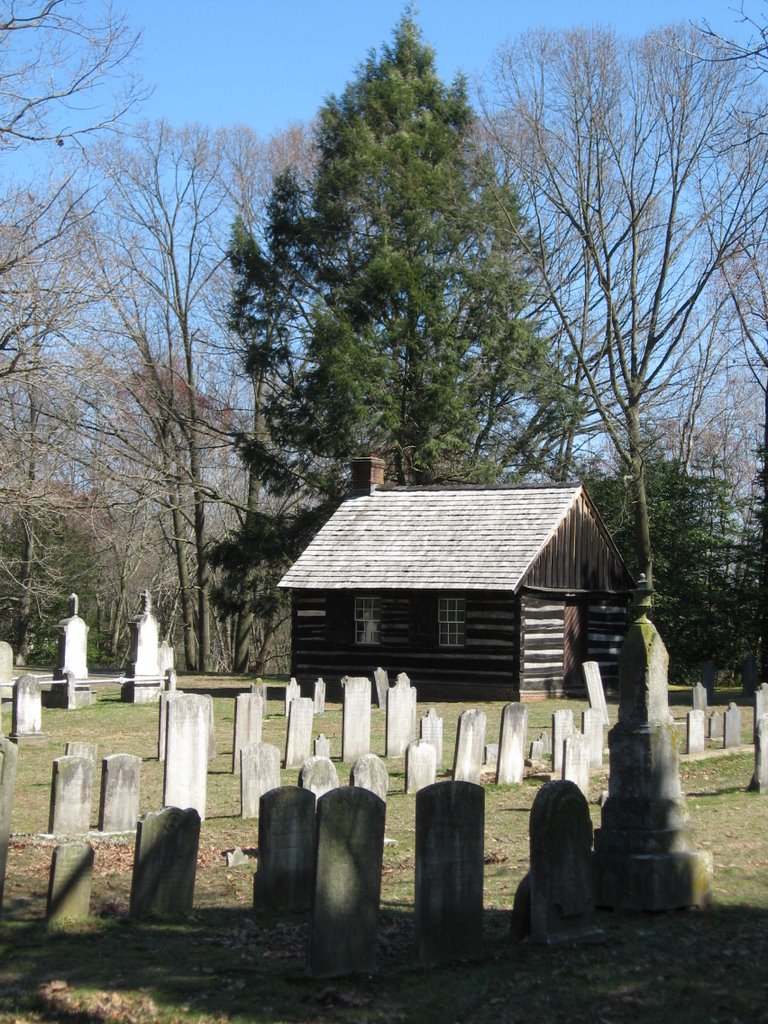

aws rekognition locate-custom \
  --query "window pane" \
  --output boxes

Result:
[439,597,465,646]
[355,596,381,645]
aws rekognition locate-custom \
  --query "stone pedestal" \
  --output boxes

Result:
[593,577,712,911]
[121,590,162,704]
[53,593,89,682]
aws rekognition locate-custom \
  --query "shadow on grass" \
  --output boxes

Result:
[3,902,768,1023]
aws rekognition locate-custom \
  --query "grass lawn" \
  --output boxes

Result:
[0,677,766,1023]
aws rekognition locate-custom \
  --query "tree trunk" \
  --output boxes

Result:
[627,404,653,588]
[15,519,34,663]
[760,380,768,684]
[170,500,197,670]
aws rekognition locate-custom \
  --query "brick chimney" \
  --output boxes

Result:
[350,456,386,496]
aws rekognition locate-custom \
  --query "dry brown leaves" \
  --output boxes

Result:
[38,979,227,1024]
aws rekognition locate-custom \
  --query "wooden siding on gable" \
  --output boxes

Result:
[522,493,630,593]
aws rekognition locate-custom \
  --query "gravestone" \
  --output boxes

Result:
[54,593,89,681]
[562,732,590,799]
[496,703,528,785]
[513,780,602,944]
[0,736,18,912]
[341,676,371,763]
[11,674,44,743]
[540,730,553,756]
[723,702,742,749]
[581,708,604,770]
[65,742,96,762]
[306,787,386,978]
[709,711,724,740]
[48,668,93,710]
[529,736,544,761]
[314,733,331,758]
[251,678,268,706]
[283,677,301,716]
[313,677,326,715]
[0,641,13,683]
[419,708,444,771]
[582,660,610,726]
[240,742,281,819]
[232,692,263,774]
[756,682,768,732]
[373,666,389,710]
[686,709,706,755]
[692,681,708,713]
[285,697,314,769]
[415,781,484,963]
[743,652,759,698]
[453,708,487,784]
[164,668,177,693]
[750,714,768,794]
[98,753,141,832]
[701,659,717,699]
[46,841,94,922]
[386,673,417,757]
[593,577,713,910]
[157,691,178,762]
[163,693,210,819]
[253,786,316,911]
[552,709,575,775]
[405,740,436,794]
[484,743,498,766]
[48,755,93,835]
[122,591,162,704]
[350,753,389,802]
[158,639,175,676]
[129,806,200,920]
[299,756,339,799]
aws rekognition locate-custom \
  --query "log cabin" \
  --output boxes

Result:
[278,458,633,700]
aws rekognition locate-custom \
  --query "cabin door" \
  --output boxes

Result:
[562,598,588,692]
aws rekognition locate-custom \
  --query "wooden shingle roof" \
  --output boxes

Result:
[278,484,591,591]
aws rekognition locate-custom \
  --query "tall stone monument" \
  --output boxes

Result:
[593,577,712,910]
[54,593,89,681]
[122,591,162,704]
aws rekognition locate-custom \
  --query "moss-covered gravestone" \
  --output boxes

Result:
[593,577,713,910]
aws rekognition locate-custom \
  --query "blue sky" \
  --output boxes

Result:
[116,0,753,137]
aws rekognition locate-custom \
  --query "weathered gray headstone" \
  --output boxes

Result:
[723,701,742,749]
[299,755,339,799]
[701,659,717,699]
[54,593,89,682]
[0,641,13,683]
[129,806,200,920]
[285,696,314,769]
[48,755,93,835]
[11,674,44,743]
[453,708,487,784]
[582,660,610,726]
[405,740,436,794]
[306,787,386,978]
[484,743,498,766]
[313,677,326,715]
[341,676,371,763]
[158,639,175,676]
[65,742,97,762]
[686,709,706,755]
[415,781,484,963]
[709,711,724,740]
[232,692,263,774]
[750,714,768,794]
[240,742,281,819]
[514,780,602,944]
[562,732,590,799]
[163,693,210,820]
[756,683,768,739]
[529,737,544,761]
[496,703,528,785]
[253,786,316,912]
[98,753,141,833]
[743,652,759,698]
[373,666,389,710]
[251,678,268,706]
[314,733,331,758]
[283,677,301,716]
[692,681,708,713]
[419,707,444,771]
[350,752,389,802]
[122,590,162,704]
[386,673,417,757]
[551,708,575,775]
[157,691,178,762]
[0,736,18,912]
[540,730,553,756]
[581,708,604,769]
[593,577,713,910]
[46,841,94,922]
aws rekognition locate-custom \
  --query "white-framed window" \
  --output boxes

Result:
[355,595,381,645]
[439,596,465,646]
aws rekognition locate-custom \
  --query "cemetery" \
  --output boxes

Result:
[0,583,765,1023]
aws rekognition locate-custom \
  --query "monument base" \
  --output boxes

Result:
[593,846,713,911]
[121,679,162,704]
[9,732,46,745]
[43,684,94,709]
